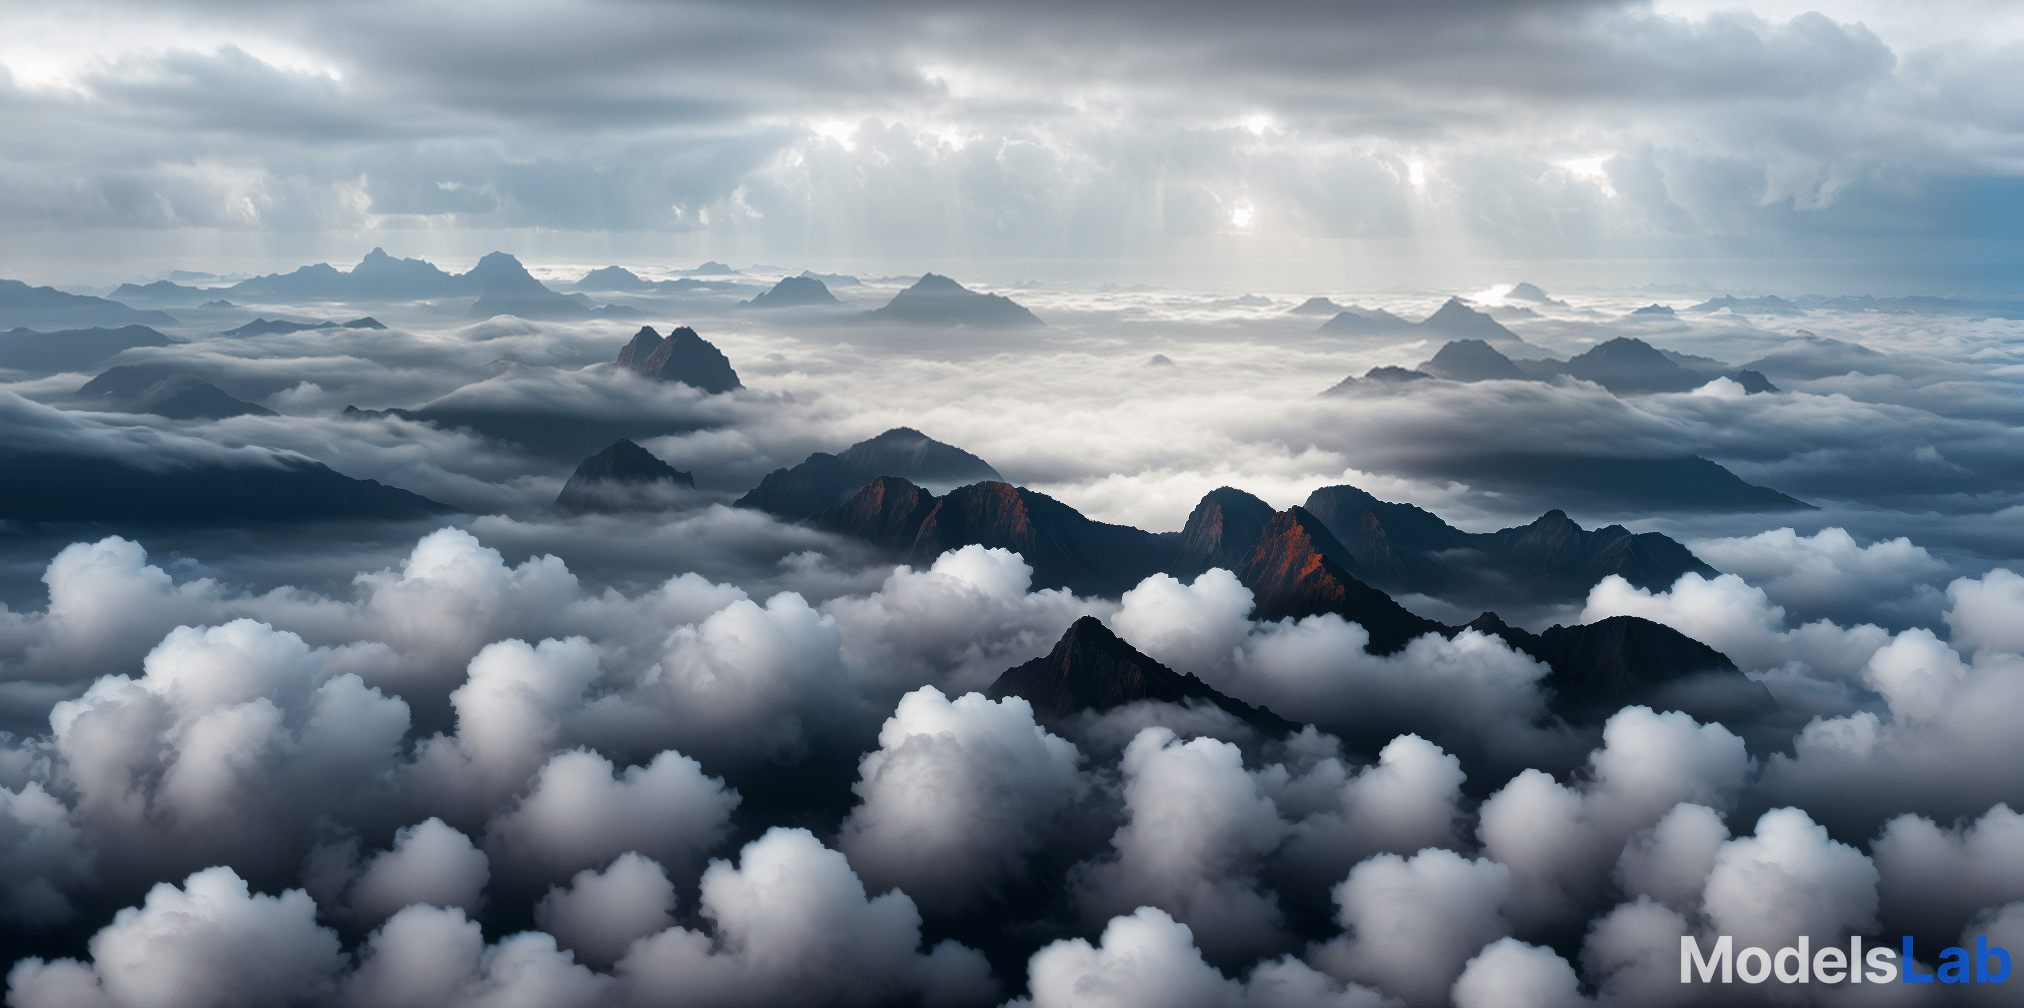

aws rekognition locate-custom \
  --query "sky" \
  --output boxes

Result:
[1,0,2020,290]
[7,5,2024,1008]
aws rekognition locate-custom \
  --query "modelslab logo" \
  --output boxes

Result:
[1681,936,2011,985]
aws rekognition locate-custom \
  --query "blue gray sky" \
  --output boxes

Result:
[2,0,2020,289]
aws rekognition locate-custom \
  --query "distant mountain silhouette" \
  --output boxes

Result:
[987,616,1300,735]
[110,280,217,305]
[574,266,657,292]
[467,252,598,319]
[802,270,860,287]
[617,326,741,393]
[681,261,739,276]
[1290,297,1344,316]
[1418,298,1530,347]
[1686,294,1806,316]
[866,274,1044,328]
[0,280,177,330]
[0,446,455,525]
[738,428,1001,519]
[1630,303,1676,316]
[555,439,695,512]
[744,276,840,308]
[1416,339,1530,381]
[1451,454,1813,511]
[1550,337,1707,393]
[77,365,275,420]
[1317,306,1417,335]
[1505,282,1565,307]
[1730,370,1778,394]
[1322,366,1430,394]
[1736,334,1892,381]
[1235,507,1449,654]
[1463,612,1773,724]
[813,478,1168,596]
[224,317,384,337]
[345,248,463,300]
[0,325,172,373]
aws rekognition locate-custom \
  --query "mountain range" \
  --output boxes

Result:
[738,428,1004,518]
[1,280,178,331]
[0,325,173,373]
[1318,297,1538,354]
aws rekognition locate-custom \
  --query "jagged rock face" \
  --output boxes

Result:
[867,273,1044,328]
[1464,612,1771,724]
[740,452,859,519]
[616,326,664,369]
[812,475,938,547]
[1236,507,1447,654]
[1171,487,1276,579]
[986,616,1299,735]
[631,325,742,393]
[747,275,840,307]
[812,478,1168,597]
[555,439,695,513]
[737,428,999,520]
[1418,339,1528,381]
[1300,486,1471,596]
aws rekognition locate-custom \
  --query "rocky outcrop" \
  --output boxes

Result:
[987,616,1300,735]
[1235,507,1449,654]
[1463,612,1773,724]
[1168,487,1277,581]
[620,325,742,393]
[737,428,998,519]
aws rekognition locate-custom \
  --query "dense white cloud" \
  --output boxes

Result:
[1450,938,1588,1008]
[611,827,998,1007]
[1075,727,1292,962]
[6,867,342,1008]
[1478,707,1750,931]
[533,853,678,968]
[344,818,489,926]
[839,686,1082,915]
[341,904,608,1008]
[483,747,737,883]
[1017,906,1397,1008]
[1309,848,1513,1006]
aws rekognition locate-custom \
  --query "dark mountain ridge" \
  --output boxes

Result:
[0,325,173,373]
[0,280,178,330]
[555,439,695,512]
[987,616,1300,736]
[617,325,742,393]
[738,428,1002,519]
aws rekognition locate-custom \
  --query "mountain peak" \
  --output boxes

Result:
[1173,487,1277,578]
[868,274,1044,328]
[1418,339,1527,381]
[555,439,695,512]
[631,325,742,393]
[986,617,1300,735]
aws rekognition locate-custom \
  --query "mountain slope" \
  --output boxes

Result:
[987,616,1300,735]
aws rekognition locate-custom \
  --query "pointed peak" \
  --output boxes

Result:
[633,325,661,338]
[910,272,968,292]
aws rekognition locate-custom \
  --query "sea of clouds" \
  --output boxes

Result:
[2,274,2023,1006]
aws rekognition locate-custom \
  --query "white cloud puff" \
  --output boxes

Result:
[1016,906,1398,1008]
[5,867,341,1008]
[484,747,738,883]
[1309,848,1513,1006]
[838,687,1083,915]
[345,818,489,926]
[612,826,998,1007]
[533,852,678,967]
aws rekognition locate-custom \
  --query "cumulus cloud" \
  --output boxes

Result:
[343,818,489,926]
[0,781,93,925]
[1478,707,1751,931]
[611,827,998,1007]
[1075,727,1292,963]
[1689,527,1949,626]
[1309,848,1513,1006]
[341,904,608,1008]
[1449,938,1588,1008]
[1017,906,1397,1008]
[483,747,738,884]
[1266,733,1468,894]
[533,852,678,967]
[6,867,341,1008]
[838,686,1083,915]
